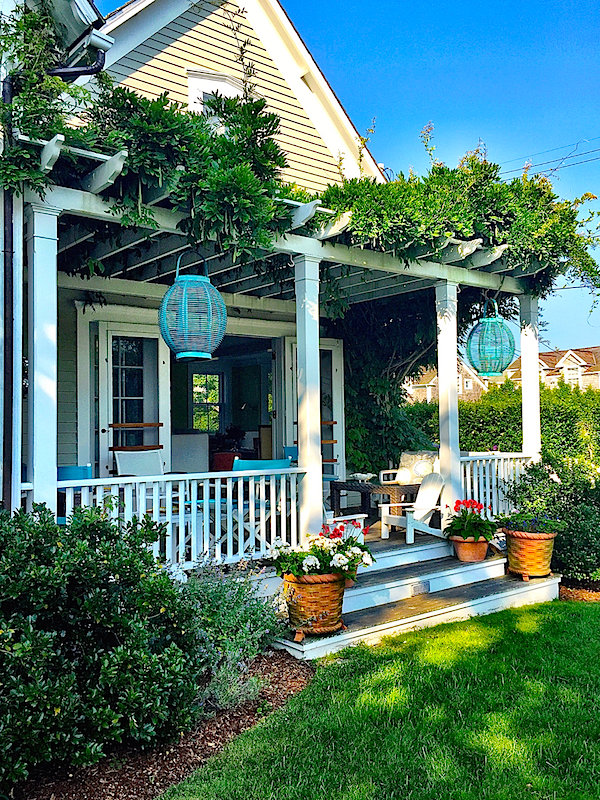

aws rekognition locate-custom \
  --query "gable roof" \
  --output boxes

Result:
[507,346,600,381]
[98,0,384,192]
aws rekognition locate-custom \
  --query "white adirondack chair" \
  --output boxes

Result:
[379,472,444,543]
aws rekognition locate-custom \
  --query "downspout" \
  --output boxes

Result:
[2,74,13,510]
[47,48,105,80]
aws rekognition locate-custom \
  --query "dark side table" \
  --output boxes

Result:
[329,481,420,517]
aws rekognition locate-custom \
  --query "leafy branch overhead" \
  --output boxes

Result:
[0,4,598,298]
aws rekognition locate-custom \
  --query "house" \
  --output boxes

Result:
[405,357,488,403]
[2,0,559,657]
[506,346,600,390]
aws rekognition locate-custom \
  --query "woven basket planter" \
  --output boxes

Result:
[503,527,557,581]
[283,572,345,642]
[448,535,489,563]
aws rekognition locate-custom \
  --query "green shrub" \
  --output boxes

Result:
[502,460,600,581]
[553,505,600,582]
[0,506,278,791]
[186,563,281,710]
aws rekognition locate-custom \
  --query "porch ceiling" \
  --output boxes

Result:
[38,184,528,304]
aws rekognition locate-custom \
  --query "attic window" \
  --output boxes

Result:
[187,68,244,113]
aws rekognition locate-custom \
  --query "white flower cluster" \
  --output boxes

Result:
[309,535,339,552]
[302,555,321,573]
[267,538,292,560]
[348,546,372,567]
[331,553,349,568]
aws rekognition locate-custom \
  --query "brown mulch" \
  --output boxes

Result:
[560,585,600,602]
[17,650,314,800]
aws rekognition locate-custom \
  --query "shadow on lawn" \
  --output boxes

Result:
[163,602,600,800]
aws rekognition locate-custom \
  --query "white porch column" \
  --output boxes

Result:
[26,203,59,511]
[436,281,462,519]
[295,254,322,545]
[519,295,542,458]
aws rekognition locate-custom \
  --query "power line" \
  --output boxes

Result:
[500,147,600,176]
[499,135,600,166]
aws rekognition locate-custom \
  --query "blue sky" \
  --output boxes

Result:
[96,0,600,353]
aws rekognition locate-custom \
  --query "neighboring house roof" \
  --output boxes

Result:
[409,358,488,391]
[506,346,600,382]
[97,0,384,192]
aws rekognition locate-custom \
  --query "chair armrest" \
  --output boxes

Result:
[378,501,415,509]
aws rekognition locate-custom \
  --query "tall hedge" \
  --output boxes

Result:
[404,381,600,462]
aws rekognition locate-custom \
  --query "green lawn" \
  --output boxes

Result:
[163,602,600,800]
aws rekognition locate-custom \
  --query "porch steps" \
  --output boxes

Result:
[343,555,507,614]
[276,572,561,660]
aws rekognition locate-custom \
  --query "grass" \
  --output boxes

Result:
[162,602,600,800]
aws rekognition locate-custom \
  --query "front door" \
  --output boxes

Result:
[97,323,171,476]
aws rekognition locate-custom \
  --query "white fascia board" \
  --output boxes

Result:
[243,0,383,182]
[100,0,192,68]
[275,233,526,294]
[58,274,297,318]
[555,349,586,368]
[25,185,187,233]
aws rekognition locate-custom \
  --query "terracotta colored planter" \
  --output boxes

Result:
[283,572,345,642]
[448,535,489,563]
[503,528,557,581]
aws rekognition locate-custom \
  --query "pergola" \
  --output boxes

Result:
[9,142,542,541]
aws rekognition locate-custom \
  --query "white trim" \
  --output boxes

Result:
[75,303,171,473]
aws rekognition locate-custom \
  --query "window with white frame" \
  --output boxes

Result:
[192,372,222,432]
[565,366,580,387]
[187,68,244,114]
[464,378,473,390]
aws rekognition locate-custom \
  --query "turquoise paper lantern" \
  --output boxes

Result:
[466,299,515,377]
[159,255,227,361]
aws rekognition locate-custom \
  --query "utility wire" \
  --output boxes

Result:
[500,147,600,176]
[499,135,600,166]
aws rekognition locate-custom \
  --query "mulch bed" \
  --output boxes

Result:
[560,579,600,602]
[17,650,314,800]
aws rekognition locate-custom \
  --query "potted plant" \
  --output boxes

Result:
[498,512,567,581]
[268,521,374,643]
[445,499,497,562]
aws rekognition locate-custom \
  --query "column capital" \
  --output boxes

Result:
[25,202,61,218]
[294,253,321,282]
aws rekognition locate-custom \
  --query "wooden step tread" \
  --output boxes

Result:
[352,555,505,590]
[342,574,552,633]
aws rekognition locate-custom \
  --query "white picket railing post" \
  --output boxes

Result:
[459,452,531,518]
[55,466,305,568]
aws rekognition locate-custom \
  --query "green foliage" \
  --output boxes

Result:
[320,146,600,296]
[268,525,373,580]
[502,460,600,580]
[0,506,278,791]
[405,381,600,462]
[164,604,600,800]
[185,563,280,710]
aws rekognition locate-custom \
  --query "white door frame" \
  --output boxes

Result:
[281,336,346,481]
[76,303,171,475]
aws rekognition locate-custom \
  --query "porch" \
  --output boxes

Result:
[9,145,544,576]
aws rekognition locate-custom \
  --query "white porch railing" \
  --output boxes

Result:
[55,467,305,568]
[460,452,531,518]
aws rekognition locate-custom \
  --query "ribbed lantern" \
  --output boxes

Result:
[159,255,227,361]
[466,299,515,377]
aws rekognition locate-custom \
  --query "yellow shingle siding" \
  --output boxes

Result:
[109,1,344,192]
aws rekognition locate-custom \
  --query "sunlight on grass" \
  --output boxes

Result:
[515,611,542,633]
[162,604,600,800]
[469,712,535,772]
[414,623,501,667]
